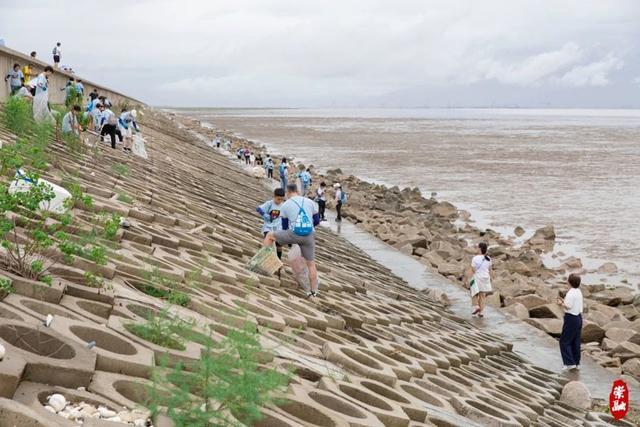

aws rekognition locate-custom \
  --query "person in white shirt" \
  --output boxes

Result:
[468,242,494,317]
[33,66,54,123]
[52,42,62,68]
[557,274,583,371]
[333,183,343,222]
[315,182,327,221]
[62,105,81,135]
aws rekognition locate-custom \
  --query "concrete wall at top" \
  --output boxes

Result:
[0,45,145,107]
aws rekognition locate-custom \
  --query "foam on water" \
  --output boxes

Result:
[177,108,640,288]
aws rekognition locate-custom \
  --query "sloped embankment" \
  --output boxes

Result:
[0,109,628,426]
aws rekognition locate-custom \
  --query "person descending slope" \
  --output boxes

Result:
[263,184,320,298]
[256,188,285,260]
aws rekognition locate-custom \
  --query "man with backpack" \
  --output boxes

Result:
[334,183,347,222]
[263,183,321,298]
[279,158,289,190]
[299,167,312,196]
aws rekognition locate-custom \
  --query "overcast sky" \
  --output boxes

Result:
[1,0,639,107]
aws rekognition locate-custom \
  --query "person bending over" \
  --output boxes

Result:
[256,188,285,260]
[263,184,320,297]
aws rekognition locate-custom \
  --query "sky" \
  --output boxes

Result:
[1,0,639,108]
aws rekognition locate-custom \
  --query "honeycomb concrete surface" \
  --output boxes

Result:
[0,109,631,426]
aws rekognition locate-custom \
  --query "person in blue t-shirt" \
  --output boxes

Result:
[263,184,320,297]
[299,168,312,196]
[279,158,289,190]
[256,188,285,259]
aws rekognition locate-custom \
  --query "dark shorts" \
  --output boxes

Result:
[53,55,60,63]
[273,230,316,261]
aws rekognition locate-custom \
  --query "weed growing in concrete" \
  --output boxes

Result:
[125,314,186,351]
[143,267,191,307]
[148,318,289,427]
[116,192,133,204]
[0,277,14,299]
[2,96,32,136]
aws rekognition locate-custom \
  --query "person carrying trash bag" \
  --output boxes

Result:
[256,188,285,260]
[263,183,321,298]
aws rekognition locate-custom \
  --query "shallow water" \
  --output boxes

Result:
[177,108,640,287]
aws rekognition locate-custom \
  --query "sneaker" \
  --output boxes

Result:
[561,365,576,372]
[573,365,580,371]
[306,290,318,298]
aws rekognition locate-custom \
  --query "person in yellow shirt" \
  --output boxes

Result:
[22,63,33,85]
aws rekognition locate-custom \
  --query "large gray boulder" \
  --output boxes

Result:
[502,302,529,320]
[529,303,564,319]
[581,321,605,344]
[560,381,591,409]
[622,358,640,378]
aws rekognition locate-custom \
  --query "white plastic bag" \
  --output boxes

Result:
[33,91,53,124]
[9,170,71,214]
[131,135,148,159]
[251,166,265,178]
[288,244,310,291]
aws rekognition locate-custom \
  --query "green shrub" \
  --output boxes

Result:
[2,96,33,136]
[0,277,14,299]
[116,192,133,204]
[148,318,289,426]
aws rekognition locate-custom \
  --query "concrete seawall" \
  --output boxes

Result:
[0,45,144,106]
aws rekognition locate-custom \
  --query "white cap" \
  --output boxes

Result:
[333,183,341,188]
[130,109,138,118]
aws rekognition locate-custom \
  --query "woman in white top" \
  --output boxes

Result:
[557,274,583,371]
[468,242,493,317]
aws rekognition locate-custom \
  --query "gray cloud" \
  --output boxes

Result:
[1,0,638,107]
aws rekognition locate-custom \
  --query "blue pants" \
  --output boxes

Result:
[280,175,287,190]
[559,313,582,366]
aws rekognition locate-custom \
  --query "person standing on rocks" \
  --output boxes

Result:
[299,167,312,196]
[333,183,343,222]
[256,188,285,260]
[279,158,289,190]
[315,182,327,221]
[265,155,275,179]
[557,274,583,371]
[263,183,320,297]
[468,242,493,317]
